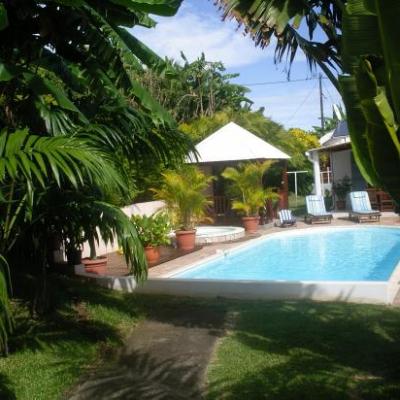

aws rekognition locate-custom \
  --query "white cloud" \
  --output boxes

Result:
[129,1,336,130]
[131,4,274,68]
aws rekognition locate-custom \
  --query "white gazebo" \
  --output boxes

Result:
[187,122,291,217]
[187,121,290,163]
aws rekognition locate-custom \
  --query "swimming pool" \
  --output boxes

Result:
[174,227,400,281]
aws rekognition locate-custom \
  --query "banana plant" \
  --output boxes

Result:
[339,0,400,205]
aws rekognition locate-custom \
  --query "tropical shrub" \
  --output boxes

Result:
[152,166,214,230]
[131,213,171,247]
[0,0,191,353]
[222,161,280,216]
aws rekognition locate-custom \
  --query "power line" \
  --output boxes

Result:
[240,76,329,87]
[322,79,338,105]
[286,81,318,125]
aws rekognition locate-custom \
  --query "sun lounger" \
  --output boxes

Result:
[349,191,381,222]
[305,195,333,224]
[277,209,296,227]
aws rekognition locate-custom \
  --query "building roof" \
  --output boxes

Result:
[309,121,350,154]
[187,122,290,164]
[332,120,349,137]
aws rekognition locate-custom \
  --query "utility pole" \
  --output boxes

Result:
[319,73,325,132]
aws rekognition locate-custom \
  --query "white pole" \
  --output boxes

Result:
[287,170,308,207]
[310,152,322,196]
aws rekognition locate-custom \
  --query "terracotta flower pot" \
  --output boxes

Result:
[175,229,196,251]
[144,245,160,265]
[242,216,260,233]
[82,256,107,275]
[336,199,346,210]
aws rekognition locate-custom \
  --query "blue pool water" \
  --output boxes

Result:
[175,227,400,281]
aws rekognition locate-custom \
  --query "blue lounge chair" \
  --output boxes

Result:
[305,195,333,224]
[349,191,381,222]
[277,209,296,227]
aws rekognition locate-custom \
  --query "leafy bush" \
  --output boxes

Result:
[130,213,171,247]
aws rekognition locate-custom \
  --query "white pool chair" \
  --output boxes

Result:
[277,209,296,227]
[349,191,381,223]
[305,195,333,224]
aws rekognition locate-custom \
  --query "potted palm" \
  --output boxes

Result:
[131,213,171,265]
[152,166,214,251]
[222,161,280,233]
[333,176,352,210]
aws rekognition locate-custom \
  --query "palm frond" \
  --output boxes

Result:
[216,0,343,86]
[0,129,121,190]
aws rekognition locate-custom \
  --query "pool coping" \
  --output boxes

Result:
[76,224,400,304]
[165,225,400,278]
[137,225,400,304]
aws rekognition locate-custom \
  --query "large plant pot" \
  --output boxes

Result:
[175,229,196,251]
[242,216,260,233]
[336,199,346,210]
[144,246,160,265]
[82,256,107,275]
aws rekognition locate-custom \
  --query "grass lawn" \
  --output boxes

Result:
[207,301,400,400]
[1,278,400,400]
[0,276,147,400]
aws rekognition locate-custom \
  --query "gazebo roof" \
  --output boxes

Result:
[187,122,290,163]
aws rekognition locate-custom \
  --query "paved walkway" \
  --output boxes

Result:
[68,302,226,400]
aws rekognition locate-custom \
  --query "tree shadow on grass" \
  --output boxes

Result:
[207,300,400,400]
[67,350,203,400]
[9,302,122,355]
[64,289,227,399]
[3,276,227,400]
[0,373,17,400]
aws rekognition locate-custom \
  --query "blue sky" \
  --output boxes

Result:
[133,0,342,130]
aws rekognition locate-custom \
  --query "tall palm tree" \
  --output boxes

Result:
[216,0,344,89]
